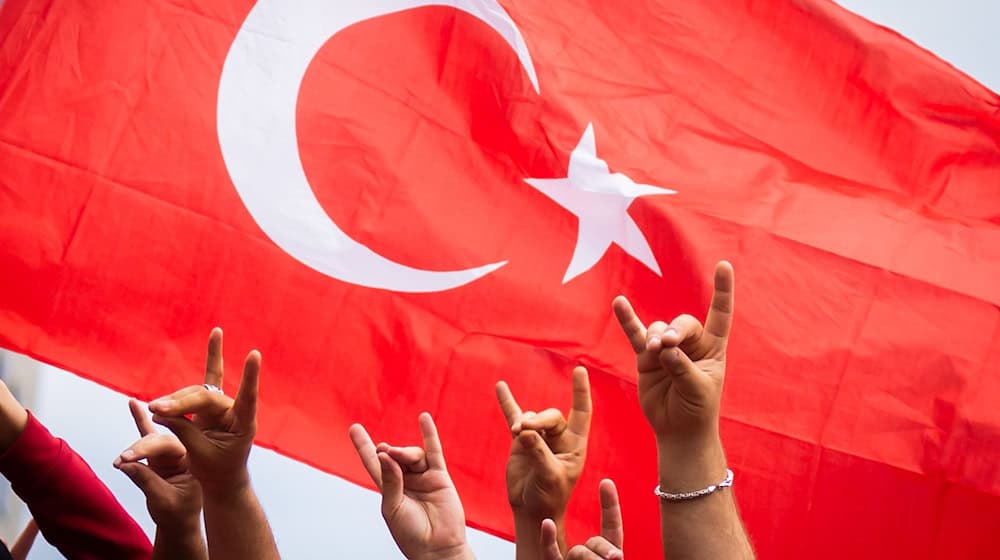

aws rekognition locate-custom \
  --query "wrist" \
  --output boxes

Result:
[199,467,252,502]
[514,511,566,554]
[655,433,727,492]
[512,506,566,527]
[155,516,203,541]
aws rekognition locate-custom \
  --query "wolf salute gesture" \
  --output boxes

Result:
[613,261,754,560]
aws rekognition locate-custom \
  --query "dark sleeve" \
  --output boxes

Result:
[0,412,152,560]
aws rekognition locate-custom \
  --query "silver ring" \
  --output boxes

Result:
[203,383,224,394]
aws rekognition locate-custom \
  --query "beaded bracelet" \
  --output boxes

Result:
[654,469,734,501]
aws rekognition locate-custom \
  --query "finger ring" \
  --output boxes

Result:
[203,383,224,394]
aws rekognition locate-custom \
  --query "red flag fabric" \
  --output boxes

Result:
[2,1,999,558]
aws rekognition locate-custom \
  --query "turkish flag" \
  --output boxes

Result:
[2,0,999,558]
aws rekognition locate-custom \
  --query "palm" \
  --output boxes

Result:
[506,436,580,510]
[143,433,188,476]
[613,261,735,440]
[496,368,592,518]
[636,340,725,433]
[186,424,250,479]
[119,400,205,527]
[350,414,473,560]
[389,470,467,558]
[148,471,202,525]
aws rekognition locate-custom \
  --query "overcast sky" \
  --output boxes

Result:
[7,1,998,558]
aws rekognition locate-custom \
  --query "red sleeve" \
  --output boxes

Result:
[0,412,152,560]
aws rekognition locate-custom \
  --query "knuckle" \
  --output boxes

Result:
[672,313,698,327]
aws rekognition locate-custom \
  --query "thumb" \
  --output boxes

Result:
[378,452,405,519]
[657,345,713,401]
[117,461,172,498]
[153,414,208,458]
[514,430,560,475]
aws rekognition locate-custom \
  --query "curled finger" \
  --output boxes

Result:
[585,536,623,560]
[114,433,185,467]
[519,408,567,438]
[566,545,603,560]
[384,445,428,474]
[149,385,234,417]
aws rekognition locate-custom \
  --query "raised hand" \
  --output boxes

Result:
[496,367,592,559]
[148,327,257,492]
[614,262,754,560]
[612,261,734,447]
[147,328,278,560]
[542,479,624,560]
[349,413,474,560]
[114,399,207,560]
[115,399,203,528]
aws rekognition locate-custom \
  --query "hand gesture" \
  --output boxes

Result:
[495,367,592,521]
[148,328,259,494]
[613,261,734,445]
[115,399,203,528]
[350,413,474,560]
[542,480,624,560]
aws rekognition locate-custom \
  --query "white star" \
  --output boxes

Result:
[525,123,676,283]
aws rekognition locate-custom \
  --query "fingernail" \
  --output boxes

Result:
[666,328,678,337]
[112,458,121,468]
[121,450,135,460]
[647,336,660,348]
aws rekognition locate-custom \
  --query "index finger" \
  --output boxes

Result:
[495,381,523,429]
[567,367,592,438]
[128,399,156,437]
[703,261,735,342]
[117,433,186,465]
[204,327,224,387]
[613,296,647,354]
[419,412,447,471]
[349,423,382,489]
[599,479,624,548]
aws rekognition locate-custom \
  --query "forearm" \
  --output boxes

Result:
[656,435,753,560]
[202,474,280,560]
[153,521,208,560]
[514,511,565,560]
[0,414,151,560]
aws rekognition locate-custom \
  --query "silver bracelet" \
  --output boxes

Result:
[654,469,734,501]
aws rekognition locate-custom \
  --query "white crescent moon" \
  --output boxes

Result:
[217,0,539,292]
